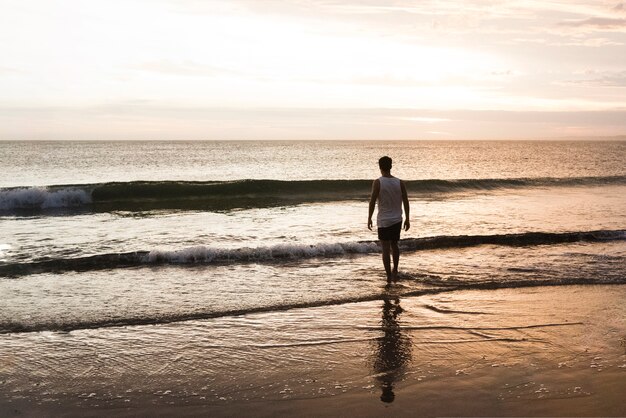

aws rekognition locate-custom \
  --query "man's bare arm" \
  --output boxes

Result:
[368,179,380,230]
[401,181,410,231]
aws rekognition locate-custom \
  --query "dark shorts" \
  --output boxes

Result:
[378,221,402,241]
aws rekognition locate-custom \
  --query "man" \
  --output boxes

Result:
[368,156,410,282]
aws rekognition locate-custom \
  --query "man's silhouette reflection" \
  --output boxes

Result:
[373,296,411,403]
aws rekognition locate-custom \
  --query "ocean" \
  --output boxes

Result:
[1,140,625,412]
[1,140,625,332]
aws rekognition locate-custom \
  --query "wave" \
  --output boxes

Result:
[0,290,437,334]
[1,229,623,278]
[2,276,624,334]
[0,187,91,211]
[1,176,625,213]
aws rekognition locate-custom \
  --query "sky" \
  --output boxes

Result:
[1,0,625,140]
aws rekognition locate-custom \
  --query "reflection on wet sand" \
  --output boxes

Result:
[373,295,412,403]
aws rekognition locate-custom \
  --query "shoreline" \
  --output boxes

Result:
[1,284,625,417]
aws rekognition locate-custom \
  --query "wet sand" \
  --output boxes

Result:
[1,284,625,417]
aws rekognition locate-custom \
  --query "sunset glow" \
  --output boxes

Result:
[1,0,625,139]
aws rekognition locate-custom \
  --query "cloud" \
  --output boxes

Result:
[564,70,626,87]
[0,66,25,75]
[558,17,626,30]
[512,36,624,46]
[132,60,239,77]
[2,105,626,140]
[556,37,624,46]
[405,117,452,123]
[425,131,452,135]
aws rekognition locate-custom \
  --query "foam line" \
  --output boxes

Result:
[0,229,623,278]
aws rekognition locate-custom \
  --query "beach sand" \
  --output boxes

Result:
[1,284,625,417]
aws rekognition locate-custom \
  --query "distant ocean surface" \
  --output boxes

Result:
[1,140,625,334]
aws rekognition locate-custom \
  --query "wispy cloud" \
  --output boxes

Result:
[404,117,452,123]
[563,70,626,87]
[558,17,626,31]
[2,105,625,140]
[613,2,626,14]
[511,36,624,47]
[425,131,452,136]
[0,66,25,75]
[132,60,239,77]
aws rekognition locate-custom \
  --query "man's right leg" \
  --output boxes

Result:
[381,240,392,281]
[391,240,399,278]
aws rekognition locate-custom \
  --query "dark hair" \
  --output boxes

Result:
[379,156,392,171]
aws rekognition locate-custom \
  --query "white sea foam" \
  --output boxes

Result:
[145,241,380,264]
[0,187,91,211]
[0,243,11,261]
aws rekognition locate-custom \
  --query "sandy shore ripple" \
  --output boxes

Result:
[1,284,625,417]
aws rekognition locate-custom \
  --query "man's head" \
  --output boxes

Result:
[379,156,392,172]
[380,385,395,403]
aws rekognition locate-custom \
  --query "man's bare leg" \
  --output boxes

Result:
[381,240,392,281]
[391,240,399,280]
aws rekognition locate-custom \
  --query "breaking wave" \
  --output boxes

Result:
[1,229,623,277]
[0,187,91,211]
[1,176,625,213]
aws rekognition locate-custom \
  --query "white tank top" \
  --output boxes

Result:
[377,176,403,228]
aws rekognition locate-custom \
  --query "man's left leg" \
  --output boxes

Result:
[381,240,392,281]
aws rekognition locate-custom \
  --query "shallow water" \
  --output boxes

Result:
[1,286,624,413]
[1,240,624,333]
